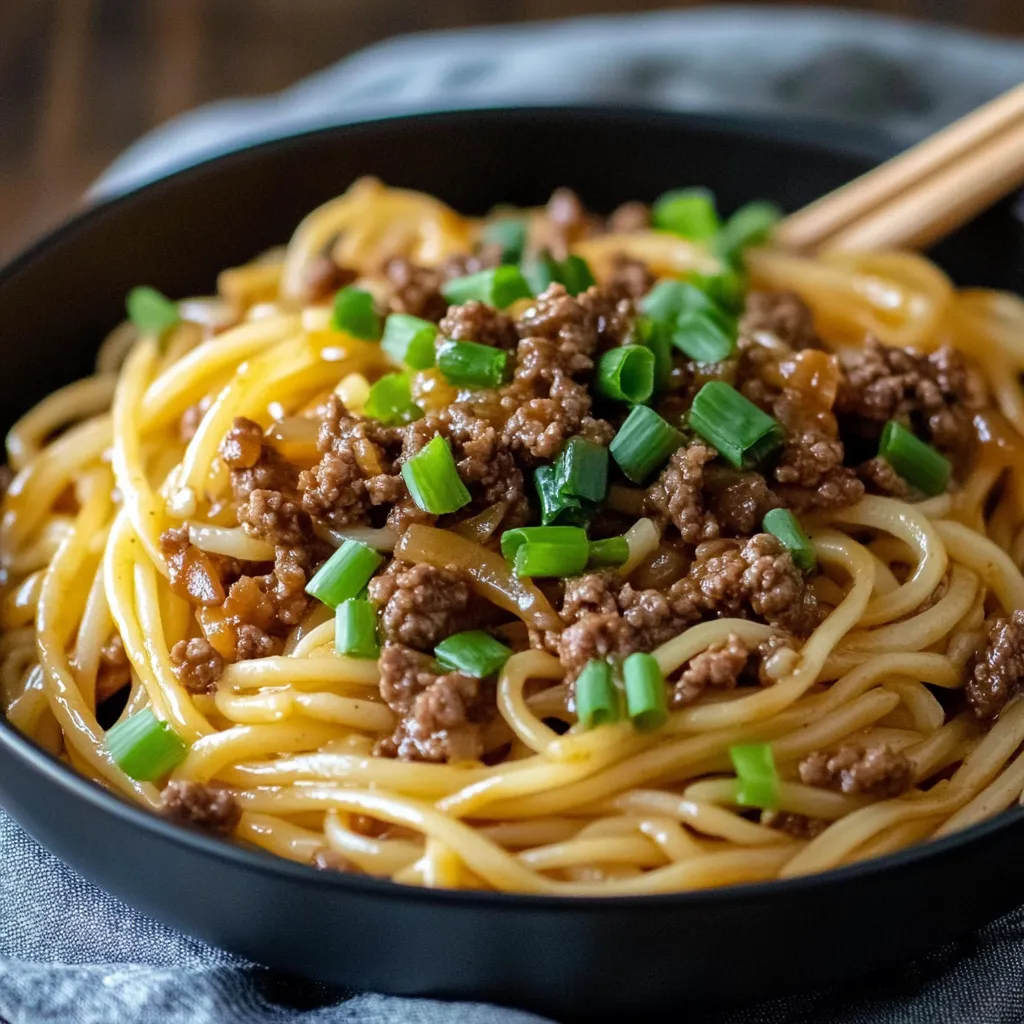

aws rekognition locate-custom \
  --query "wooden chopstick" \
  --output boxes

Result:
[776,82,1024,254]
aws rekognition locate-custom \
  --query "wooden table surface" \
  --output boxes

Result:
[2,0,1021,261]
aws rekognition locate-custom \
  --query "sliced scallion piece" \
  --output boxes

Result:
[126,286,179,336]
[401,434,471,515]
[381,313,437,369]
[878,421,951,496]
[670,310,736,364]
[639,279,716,324]
[690,267,745,314]
[500,525,590,578]
[718,201,782,263]
[688,381,784,470]
[335,598,380,659]
[306,539,384,609]
[481,217,528,264]
[558,254,596,296]
[436,339,508,389]
[521,253,559,297]
[762,508,816,573]
[609,405,684,484]
[555,437,608,504]
[534,464,590,527]
[435,630,512,678]
[636,317,673,393]
[575,659,621,729]
[332,286,381,340]
[587,536,630,568]
[441,266,532,309]
[729,742,779,809]
[595,345,655,404]
[623,652,668,732]
[652,187,720,240]
[106,709,187,782]
[363,373,424,426]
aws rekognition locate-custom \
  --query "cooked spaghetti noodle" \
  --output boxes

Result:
[4,177,1024,895]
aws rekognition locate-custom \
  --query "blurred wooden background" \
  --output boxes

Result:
[1,0,1021,261]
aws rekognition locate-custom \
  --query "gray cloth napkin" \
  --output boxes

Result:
[6,7,1024,1023]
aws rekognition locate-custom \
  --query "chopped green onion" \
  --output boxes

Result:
[521,253,559,296]
[401,434,471,514]
[575,659,621,729]
[729,742,779,809]
[688,381,784,470]
[623,652,668,732]
[555,437,608,504]
[558,254,596,296]
[500,525,590,578]
[534,465,590,527]
[670,310,736,364]
[332,286,381,340]
[441,266,532,309]
[690,267,745,314]
[435,630,512,678]
[306,539,384,609]
[482,217,528,263]
[363,373,423,426]
[126,286,179,336]
[636,317,673,393]
[381,313,437,369]
[596,345,655,404]
[335,598,379,659]
[106,709,187,782]
[609,405,684,484]
[878,421,951,496]
[763,508,816,573]
[718,201,782,263]
[652,188,720,240]
[639,279,717,324]
[588,536,630,568]
[436,339,507,389]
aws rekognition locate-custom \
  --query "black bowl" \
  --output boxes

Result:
[2,108,1024,1021]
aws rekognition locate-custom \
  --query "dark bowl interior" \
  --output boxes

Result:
[1,108,1024,1020]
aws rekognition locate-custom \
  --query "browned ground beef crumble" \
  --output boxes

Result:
[161,780,241,834]
[798,744,914,798]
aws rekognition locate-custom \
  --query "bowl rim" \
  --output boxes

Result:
[3,103,1021,913]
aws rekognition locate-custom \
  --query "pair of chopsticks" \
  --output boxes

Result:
[776,82,1024,254]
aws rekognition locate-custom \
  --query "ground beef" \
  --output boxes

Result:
[217,575,283,662]
[761,810,829,839]
[515,283,599,365]
[179,396,212,443]
[703,467,779,536]
[857,456,910,497]
[501,377,606,463]
[965,611,1024,721]
[237,489,307,546]
[835,338,986,454]
[162,780,240,834]
[604,255,655,302]
[772,421,865,513]
[301,256,356,304]
[740,290,819,350]
[561,571,623,622]
[383,257,449,321]
[798,744,913,798]
[220,417,265,472]
[578,287,637,349]
[607,201,650,233]
[376,643,489,763]
[169,637,224,694]
[160,526,225,607]
[670,634,750,708]
[439,301,518,350]
[646,442,720,543]
[558,613,642,682]
[266,544,317,626]
[368,562,471,650]
[96,634,132,703]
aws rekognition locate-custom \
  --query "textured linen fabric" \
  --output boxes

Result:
[5,7,1024,1023]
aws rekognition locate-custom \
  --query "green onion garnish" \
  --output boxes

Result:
[435,630,513,678]
[521,253,559,297]
[363,373,424,426]
[436,339,508,389]
[588,536,630,568]
[534,464,590,527]
[729,742,780,809]
[671,310,736,364]
[688,381,784,470]
[500,525,590,578]
[306,538,384,609]
[609,405,684,484]
[878,421,951,496]
[335,598,380,659]
[623,652,668,732]
[558,254,596,296]
[381,313,437,370]
[332,286,381,340]
[690,267,745,314]
[576,660,621,729]
[652,188,720,240]
[762,508,816,573]
[636,317,673,393]
[596,345,655,404]
[555,437,609,504]
[481,217,528,264]
[520,253,595,297]
[106,709,187,782]
[639,279,717,324]
[126,286,179,336]
[401,434,471,514]
[718,201,782,263]
[441,266,532,309]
